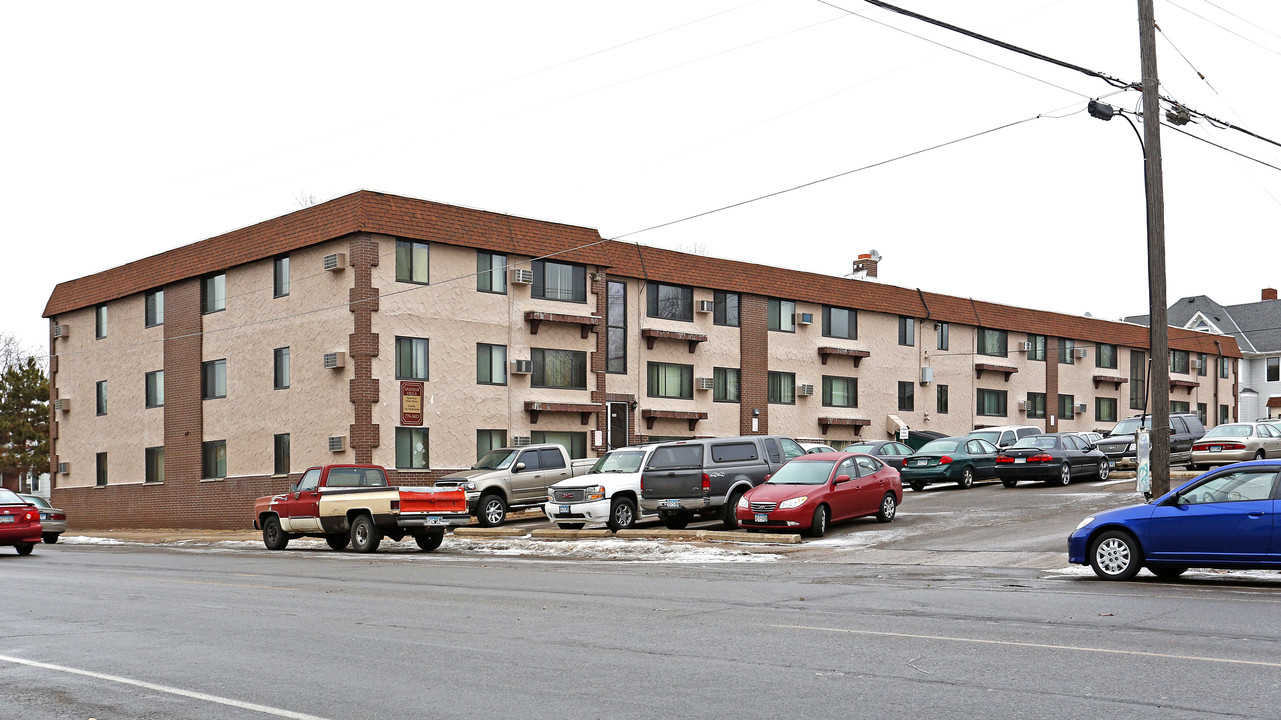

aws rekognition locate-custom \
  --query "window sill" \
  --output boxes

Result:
[200,477,225,483]
[143,481,164,486]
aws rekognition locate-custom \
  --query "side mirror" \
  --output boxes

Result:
[834,474,851,484]
[1085,444,1097,451]
[1170,428,1177,435]
[514,462,527,472]
[289,483,299,494]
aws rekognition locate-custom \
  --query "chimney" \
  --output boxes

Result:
[1265,288,1278,301]
[851,252,880,279]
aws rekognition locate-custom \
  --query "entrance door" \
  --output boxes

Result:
[608,402,629,450]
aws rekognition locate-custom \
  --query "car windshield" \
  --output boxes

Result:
[766,460,835,485]
[20,495,51,508]
[472,449,518,470]
[1204,424,1253,438]
[589,451,646,474]
[1108,418,1152,435]
[968,431,1000,445]
[1012,436,1057,449]
[0,489,24,505]
[918,439,960,453]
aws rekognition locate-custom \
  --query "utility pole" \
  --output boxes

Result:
[1138,0,1171,497]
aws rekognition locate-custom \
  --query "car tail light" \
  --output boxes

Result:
[995,456,1014,463]
[1226,443,1246,451]
[25,511,37,522]
[1029,454,1054,463]
[701,473,710,492]
[938,456,952,464]
[54,513,66,521]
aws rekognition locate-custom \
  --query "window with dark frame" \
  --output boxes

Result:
[1097,397,1118,423]
[532,259,586,302]
[477,429,507,460]
[96,380,107,415]
[1096,343,1117,369]
[145,446,164,483]
[1269,357,1279,383]
[396,427,429,469]
[1171,400,1190,414]
[532,348,588,389]
[1170,350,1190,375]
[202,440,226,479]
[768,371,796,404]
[897,381,914,411]
[713,291,739,327]
[937,384,949,414]
[977,388,1007,416]
[531,431,587,459]
[1197,353,1208,377]
[607,280,627,373]
[646,282,693,321]
[713,367,740,402]
[202,359,226,399]
[937,322,949,350]
[1130,350,1146,410]
[647,362,693,399]
[144,290,164,327]
[767,299,796,332]
[978,328,1008,357]
[477,251,507,294]
[395,336,429,380]
[476,343,507,385]
[1027,334,1047,361]
[1058,339,1076,365]
[145,370,163,408]
[1197,402,1207,424]
[1058,394,1075,420]
[201,273,226,314]
[822,307,857,340]
[898,316,914,346]
[396,240,430,284]
[274,347,290,390]
[273,255,290,297]
[1219,357,1230,379]
[96,452,108,487]
[274,433,290,476]
[95,305,107,339]
[1220,404,1230,423]
[1027,392,1046,419]
[822,376,857,408]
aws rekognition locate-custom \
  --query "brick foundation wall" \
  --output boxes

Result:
[739,294,768,435]
[54,474,298,530]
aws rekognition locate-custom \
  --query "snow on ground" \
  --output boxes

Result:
[1044,565,1281,582]
[804,526,912,550]
[60,536,129,545]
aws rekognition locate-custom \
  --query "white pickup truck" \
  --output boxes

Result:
[543,445,657,531]
[435,444,594,527]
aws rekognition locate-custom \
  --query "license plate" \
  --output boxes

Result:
[0,516,13,523]
[1210,446,1222,452]
[662,500,683,509]
[1014,458,1026,464]
[754,513,768,523]
[915,459,928,466]
[560,505,571,514]
[423,517,445,525]
[1108,460,1116,468]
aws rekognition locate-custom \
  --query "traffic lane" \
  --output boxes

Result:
[6,545,1281,719]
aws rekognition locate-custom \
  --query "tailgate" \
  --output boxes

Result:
[399,486,468,513]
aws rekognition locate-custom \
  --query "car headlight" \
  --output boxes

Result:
[1076,516,1095,531]
[547,490,556,502]
[737,495,749,509]
[462,481,477,491]
[585,485,606,501]
[779,496,808,510]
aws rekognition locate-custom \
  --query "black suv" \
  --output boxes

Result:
[1093,413,1207,469]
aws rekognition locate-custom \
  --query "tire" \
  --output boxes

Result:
[876,493,897,523]
[1089,530,1143,581]
[662,514,689,530]
[1097,461,1110,481]
[325,534,349,551]
[607,497,637,532]
[1189,464,1204,472]
[557,523,585,530]
[415,530,444,552]
[956,467,974,489]
[14,543,33,556]
[1001,479,1018,489]
[349,514,382,554]
[807,505,829,538]
[475,493,507,528]
[261,516,289,551]
[1255,450,1266,461]
[722,491,745,530]
[42,533,59,544]
[1054,463,1071,487]
[1149,566,1188,579]
[910,481,925,492]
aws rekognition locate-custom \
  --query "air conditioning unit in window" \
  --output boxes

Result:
[1017,400,1027,411]
[57,462,70,475]
[323,253,347,272]
[695,299,714,313]
[323,351,346,369]
[511,359,533,374]
[53,324,69,338]
[512,436,532,447]
[55,398,70,412]
[919,367,933,385]
[1074,347,1088,359]
[511,268,534,285]
[696,377,714,391]
[1075,403,1088,413]
[798,384,815,396]
[1017,341,1031,352]
[328,435,347,452]
[797,312,813,325]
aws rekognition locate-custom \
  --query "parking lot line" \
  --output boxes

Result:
[768,625,1281,668]
[0,654,331,720]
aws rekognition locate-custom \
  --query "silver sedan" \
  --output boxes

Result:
[19,494,66,543]
[1190,422,1281,470]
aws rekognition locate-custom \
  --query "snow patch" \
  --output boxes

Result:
[805,527,911,549]
[450,537,780,563]
[61,536,129,545]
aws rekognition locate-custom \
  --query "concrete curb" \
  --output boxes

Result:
[1107,471,1200,480]
[452,527,802,544]
[453,527,527,537]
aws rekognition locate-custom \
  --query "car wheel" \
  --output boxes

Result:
[261,516,289,551]
[607,497,637,532]
[1189,464,1203,472]
[42,533,59,544]
[325,534,350,551]
[1001,479,1018,489]
[1149,566,1188,579]
[807,505,829,538]
[414,530,444,552]
[876,493,897,523]
[14,543,33,556]
[1055,463,1071,486]
[1089,530,1143,581]
[349,514,382,553]
[557,523,585,530]
[910,481,925,492]
[1097,461,1110,481]
[662,514,690,530]
[475,493,507,528]
[722,491,745,530]
[957,467,974,489]
[1256,450,1266,461]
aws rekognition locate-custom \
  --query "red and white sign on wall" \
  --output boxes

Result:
[400,381,424,426]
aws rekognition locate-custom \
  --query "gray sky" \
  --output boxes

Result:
[4,0,1280,355]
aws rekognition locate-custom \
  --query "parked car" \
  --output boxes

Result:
[840,440,915,471]
[435,444,596,527]
[0,489,42,555]
[1093,413,1206,470]
[800,442,837,454]
[1070,461,1281,580]
[18,494,66,544]
[995,433,1110,487]
[900,437,999,491]
[735,452,902,537]
[966,425,1041,450]
[1189,421,1281,470]
[1068,431,1105,446]
[544,445,657,531]
[639,435,806,530]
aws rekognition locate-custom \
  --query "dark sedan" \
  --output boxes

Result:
[841,440,915,471]
[900,437,999,491]
[996,433,1110,487]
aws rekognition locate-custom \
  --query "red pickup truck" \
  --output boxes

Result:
[253,464,469,553]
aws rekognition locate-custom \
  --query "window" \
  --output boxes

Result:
[532,259,586,302]
[274,347,290,390]
[713,291,739,327]
[1219,404,1230,424]
[978,389,1008,417]
[202,359,226,399]
[395,337,429,380]
[95,304,107,339]
[646,282,693,321]
[477,430,507,461]
[145,370,163,408]
[1177,470,1277,505]
[145,290,164,327]
[607,280,626,373]
[1130,350,1146,411]
[1058,339,1076,365]
[532,348,587,389]
[1171,401,1190,414]
[145,446,164,483]
[1058,394,1075,420]
[1096,343,1117,369]
[273,255,290,297]
[648,362,693,399]
[477,251,507,294]
[1026,392,1046,419]
[937,384,949,414]
[768,299,796,332]
[714,367,740,403]
[96,452,108,487]
[96,380,107,415]
[978,328,1008,357]
[711,442,758,463]
[1171,350,1190,374]
[937,322,949,350]
[475,344,507,385]
[1027,334,1047,361]
[1096,397,1118,422]
[1269,358,1280,383]
[1197,402,1208,424]
[202,440,226,479]
[822,376,858,408]
[898,316,915,346]
[1219,357,1231,379]
[202,273,226,314]
[1197,353,1208,377]
[822,307,857,340]
[274,433,290,475]
[395,427,429,469]
[396,240,430,284]
[768,371,796,404]
[531,431,587,459]
[897,381,914,412]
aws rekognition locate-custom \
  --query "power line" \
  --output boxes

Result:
[1164,0,1281,57]
[1158,118,1281,173]
[1198,0,1281,44]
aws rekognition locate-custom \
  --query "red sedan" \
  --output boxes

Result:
[0,488,42,555]
[735,452,902,537]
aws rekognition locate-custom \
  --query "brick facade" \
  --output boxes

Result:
[348,234,380,464]
[739,294,768,435]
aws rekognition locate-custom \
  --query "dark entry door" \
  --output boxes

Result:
[608,402,629,450]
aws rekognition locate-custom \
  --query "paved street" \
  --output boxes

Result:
[4,478,1281,719]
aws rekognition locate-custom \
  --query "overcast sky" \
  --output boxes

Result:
[4,0,1280,355]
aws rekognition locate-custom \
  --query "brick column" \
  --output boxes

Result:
[48,322,59,486]
[1045,338,1059,431]
[164,278,204,485]
[740,294,768,435]
[590,272,608,454]
[348,234,380,464]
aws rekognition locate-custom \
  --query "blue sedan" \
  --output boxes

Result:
[1069,460,1281,580]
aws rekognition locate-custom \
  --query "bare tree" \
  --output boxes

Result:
[294,191,319,209]
[675,241,709,256]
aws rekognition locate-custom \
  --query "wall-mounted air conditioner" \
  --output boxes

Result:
[1074,347,1088,359]
[53,324,69,338]
[511,359,533,374]
[1017,400,1027,411]
[696,377,714,390]
[798,384,815,396]
[55,398,70,412]
[1075,403,1088,413]
[696,300,714,313]
[1017,341,1030,352]
[511,268,534,285]
[323,351,346,370]
[797,312,813,326]
[328,435,347,452]
[323,253,348,272]
[512,436,532,446]
[57,462,70,475]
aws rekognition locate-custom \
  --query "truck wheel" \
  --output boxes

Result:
[325,534,349,551]
[607,497,637,532]
[662,514,690,530]
[415,530,444,552]
[43,533,60,544]
[476,494,507,527]
[262,516,289,550]
[350,514,382,553]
